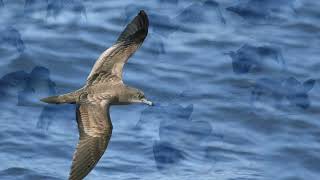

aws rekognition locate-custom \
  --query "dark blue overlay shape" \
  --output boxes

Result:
[17,66,56,106]
[0,66,56,107]
[46,0,86,18]
[175,0,226,25]
[25,0,87,18]
[251,77,316,109]
[147,104,211,170]
[0,27,25,53]
[226,44,285,74]
[227,0,297,21]
[153,140,186,170]
[0,71,29,101]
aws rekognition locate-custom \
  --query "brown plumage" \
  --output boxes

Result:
[41,10,153,180]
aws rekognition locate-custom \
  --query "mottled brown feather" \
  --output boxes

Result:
[69,100,112,180]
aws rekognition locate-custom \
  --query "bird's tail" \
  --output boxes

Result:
[40,91,80,104]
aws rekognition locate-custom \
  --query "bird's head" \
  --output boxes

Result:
[120,87,153,106]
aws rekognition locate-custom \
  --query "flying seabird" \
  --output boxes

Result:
[41,10,152,180]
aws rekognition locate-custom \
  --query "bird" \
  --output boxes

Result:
[40,10,152,180]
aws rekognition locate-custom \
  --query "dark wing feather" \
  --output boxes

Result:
[86,10,149,86]
[69,100,112,180]
[116,10,149,43]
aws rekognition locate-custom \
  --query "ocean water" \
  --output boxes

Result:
[0,0,319,179]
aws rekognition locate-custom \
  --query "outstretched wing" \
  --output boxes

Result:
[69,99,113,180]
[86,10,149,86]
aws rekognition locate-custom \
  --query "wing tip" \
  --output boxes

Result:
[138,9,149,36]
[136,9,149,33]
[138,10,148,22]
[139,10,146,16]
[117,9,149,43]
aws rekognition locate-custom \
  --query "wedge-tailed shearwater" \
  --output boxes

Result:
[41,10,152,180]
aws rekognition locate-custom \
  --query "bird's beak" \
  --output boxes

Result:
[141,98,153,106]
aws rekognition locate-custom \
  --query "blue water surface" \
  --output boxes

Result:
[0,0,319,179]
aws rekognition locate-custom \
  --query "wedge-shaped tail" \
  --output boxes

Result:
[41,91,79,104]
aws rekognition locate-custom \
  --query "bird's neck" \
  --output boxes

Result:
[111,85,134,105]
